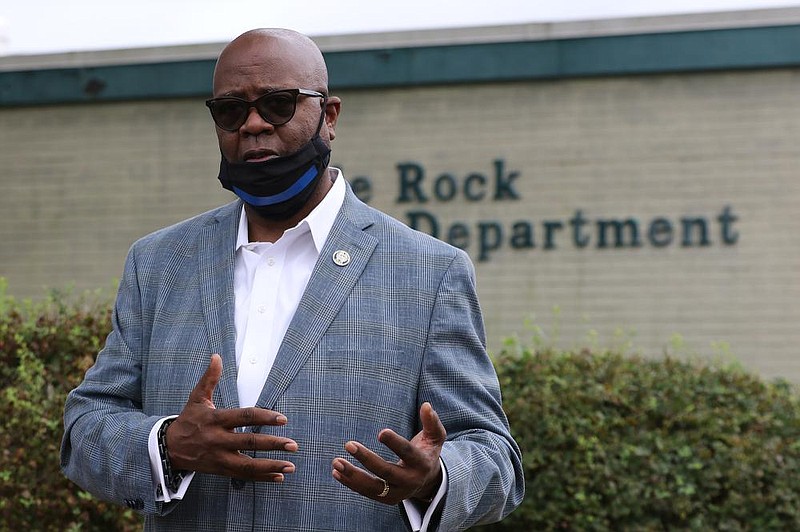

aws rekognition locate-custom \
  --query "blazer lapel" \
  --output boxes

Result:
[198,201,242,410]
[256,190,378,410]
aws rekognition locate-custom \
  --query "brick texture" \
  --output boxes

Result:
[2,68,798,380]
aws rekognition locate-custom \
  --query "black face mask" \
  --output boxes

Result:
[217,106,331,221]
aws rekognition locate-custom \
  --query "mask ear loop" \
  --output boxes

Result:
[312,94,329,137]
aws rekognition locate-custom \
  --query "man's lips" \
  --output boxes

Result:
[242,148,278,162]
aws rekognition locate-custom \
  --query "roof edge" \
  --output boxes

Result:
[2,6,800,71]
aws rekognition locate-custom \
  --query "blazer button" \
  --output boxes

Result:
[231,478,246,490]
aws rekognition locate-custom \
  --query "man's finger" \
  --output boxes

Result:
[377,403,445,459]
[332,457,395,502]
[210,407,292,431]
[376,429,415,462]
[221,453,296,481]
[214,431,299,453]
[190,353,223,404]
[344,441,395,479]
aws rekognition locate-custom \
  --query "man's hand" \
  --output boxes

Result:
[331,402,446,504]
[165,354,298,482]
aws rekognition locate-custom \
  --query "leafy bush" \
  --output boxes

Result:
[0,280,140,531]
[4,281,800,530]
[483,341,800,531]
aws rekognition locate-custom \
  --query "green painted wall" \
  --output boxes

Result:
[2,24,800,106]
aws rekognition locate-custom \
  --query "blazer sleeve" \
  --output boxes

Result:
[419,250,525,530]
[60,243,170,516]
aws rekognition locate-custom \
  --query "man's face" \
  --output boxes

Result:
[211,37,336,164]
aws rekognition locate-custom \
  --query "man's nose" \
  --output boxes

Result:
[239,107,275,135]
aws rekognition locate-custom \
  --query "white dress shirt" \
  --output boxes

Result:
[148,170,444,529]
[232,169,345,407]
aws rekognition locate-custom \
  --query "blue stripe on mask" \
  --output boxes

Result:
[233,165,318,206]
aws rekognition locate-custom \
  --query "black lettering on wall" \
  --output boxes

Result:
[569,210,590,248]
[478,221,503,261]
[681,217,710,247]
[597,218,642,249]
[397,162,428,203]
[718,205,739,245]
[510,221,535,250]
[493,159,521,200]
[406,210,438,237]
[543,220,564,250]
[648,218,673,247]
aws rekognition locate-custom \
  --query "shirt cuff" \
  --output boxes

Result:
[148,416,196,502]
[402,458,448,532]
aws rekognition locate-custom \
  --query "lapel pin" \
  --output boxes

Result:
[332,250,351,267]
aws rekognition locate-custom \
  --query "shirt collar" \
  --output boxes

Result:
[235,167,346,254]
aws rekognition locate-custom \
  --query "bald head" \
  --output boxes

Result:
[212,29,329,97]
[208,26,342,196]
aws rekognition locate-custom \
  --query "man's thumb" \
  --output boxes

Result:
[420,402,446,444]
[191,353,222,404]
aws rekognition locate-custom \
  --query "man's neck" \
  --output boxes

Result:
[245,169,334,243]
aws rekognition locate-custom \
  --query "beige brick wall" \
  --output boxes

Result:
[0,101,229,294]
[2,68,799,380]
[333,70,800,380]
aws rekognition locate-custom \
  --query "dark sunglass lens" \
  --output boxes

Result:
[212,100,248,130]
[258,92,297,124]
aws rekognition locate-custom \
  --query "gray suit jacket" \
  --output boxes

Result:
[61,184,524,531]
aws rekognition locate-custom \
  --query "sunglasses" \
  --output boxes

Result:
[205,88,325,131]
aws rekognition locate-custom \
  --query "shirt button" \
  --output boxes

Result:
[257,305,267,314]
[267,257,276,266]
[249,356,258,364]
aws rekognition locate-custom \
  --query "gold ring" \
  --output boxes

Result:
[377,477,390,498]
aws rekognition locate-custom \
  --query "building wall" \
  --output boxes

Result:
[1,13,799,380]
[332,71,800,378]
[0,100,228,294]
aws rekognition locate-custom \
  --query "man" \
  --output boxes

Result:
[61,28,524,531]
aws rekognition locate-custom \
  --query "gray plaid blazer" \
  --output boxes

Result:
[61,183,524,531]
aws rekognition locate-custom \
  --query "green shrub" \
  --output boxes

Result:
[0,280,140,531]
[484,342,800,531]
[5,281,800,530]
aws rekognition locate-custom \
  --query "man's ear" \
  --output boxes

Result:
[324,96,342,141]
